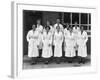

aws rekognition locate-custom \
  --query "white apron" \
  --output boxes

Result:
[54,30,63,57]
[77,31,88,57]
[64,31,76,57]
[42,30,53,58]
[26,30,40,57]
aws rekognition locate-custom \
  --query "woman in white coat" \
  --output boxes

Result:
[77,26,88,64]
[53,26,63,64]
[42,26,53,64]
[26,25,40,64]
[64,27,76,63]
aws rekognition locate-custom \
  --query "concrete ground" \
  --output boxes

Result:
[23,55,91,69]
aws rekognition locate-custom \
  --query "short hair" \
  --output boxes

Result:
[45,26,50,30]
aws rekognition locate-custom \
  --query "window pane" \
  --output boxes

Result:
[81,13,88,24]
[83,25,88,30]
[89,13,91,24]
[64,12,70,23]
[87,31,91,35]
[72,13,79,24]
[89,26,91,30]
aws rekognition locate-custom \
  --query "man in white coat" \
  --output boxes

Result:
[36,19,43,59]
[64,27,76,63]
[77,26,88,64]
[42,26,53,64]
[26,24,40,64]
[53,26,63,64]
[54,19,64,32]
[73,22,80,46]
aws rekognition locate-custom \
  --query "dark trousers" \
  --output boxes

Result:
[43,58,51,64]
[53,57,61,64]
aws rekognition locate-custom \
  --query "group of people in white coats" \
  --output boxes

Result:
[26,19,88,65]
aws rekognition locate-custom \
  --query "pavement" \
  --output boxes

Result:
[23,55,91,69]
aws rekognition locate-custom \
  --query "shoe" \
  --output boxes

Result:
[44,61,49,64]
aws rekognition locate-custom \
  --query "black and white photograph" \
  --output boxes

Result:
[11,2,97,78]
[23,10,91,69]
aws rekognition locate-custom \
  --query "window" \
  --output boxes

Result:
[72,13,79,24]
[63,12,70,23]
[81,13,88,24]
[62,12,91,37]
[89,13,91,24]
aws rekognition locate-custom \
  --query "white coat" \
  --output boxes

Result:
[42,30,53,58]
[73,26,80,47]
[36,24,43,49]
[26,29,40,57]
[64,30,76,57]
[53,30,63,57]
[77,31,88,57]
